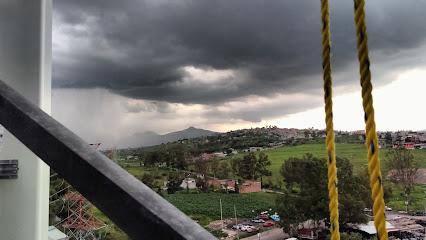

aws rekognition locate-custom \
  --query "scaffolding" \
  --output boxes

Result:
[61,191,107,240]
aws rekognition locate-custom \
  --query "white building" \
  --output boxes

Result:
[180,178,197,189]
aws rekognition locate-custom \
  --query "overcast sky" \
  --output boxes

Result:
[51,0,426,147]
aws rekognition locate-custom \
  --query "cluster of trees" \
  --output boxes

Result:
[276,154,370,234]
[276,143,420,237]
[275,148,420,237]
[141,145,194,170]
[141,151,274,195]
[193,157,232,192]
[140,171,185,195]
[231,152,272,186]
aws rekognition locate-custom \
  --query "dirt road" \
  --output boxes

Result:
[243,228,288,240]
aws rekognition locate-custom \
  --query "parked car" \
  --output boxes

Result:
[247,227,259,233]
[385,206,392,211]
[252,218,265,223]
[232,224,242,230]
[411,211,425,216]
[415,219,426,226]
[270,214,280,221]
[240,225,251,231]
[257,214,269,220]
[263,221,275,227]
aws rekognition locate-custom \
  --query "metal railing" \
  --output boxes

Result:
[0,80,215,240]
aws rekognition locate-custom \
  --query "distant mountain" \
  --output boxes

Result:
[118,127,216,148]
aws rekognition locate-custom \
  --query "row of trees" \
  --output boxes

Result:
[141,145,191,170]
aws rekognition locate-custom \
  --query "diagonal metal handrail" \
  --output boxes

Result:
[0,80,215,240]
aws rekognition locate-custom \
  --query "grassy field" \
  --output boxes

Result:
[231,143,426,178]
[386,184,426,211]
[228,143,426,211]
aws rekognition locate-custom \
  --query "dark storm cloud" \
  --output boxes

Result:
[53,0,426,105]
[123,101,174,114]
[201,94,323,123]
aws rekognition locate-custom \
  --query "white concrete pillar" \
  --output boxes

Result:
[0,1,52,240]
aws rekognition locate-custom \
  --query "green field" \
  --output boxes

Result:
[386,184,426,211]
[228,143,426,212]
[231,143,426,178]
[165,192,277,219]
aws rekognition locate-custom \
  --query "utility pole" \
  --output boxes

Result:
[220,198,223,230]
[234,205,239,240]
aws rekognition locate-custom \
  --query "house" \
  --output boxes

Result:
[180,178,197,189]
[207,178,235,191]
[347,221,398,239]
[163,178,197,189]
[213,152,227,158]
[393,142,415,149]
[297,228,318,240]
[237,181,261,193]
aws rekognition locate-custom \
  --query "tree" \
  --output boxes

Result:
[168,145,187,170]
[238,153,257,180]
[194,158,209,176]
[357,167,392,209]
[276,154,367,232]
[194,158,209,190]
[144,151,165,166]
[275,192,302,236]
[256,152,272,187]
[266,176,274,189]
[386,144,419,212]
[232,152,271,181]
[166,171,183,194]
[217,161,231,179]
[231,157,242,177]
[141,173,157,188]
[276,176,283,190]
[210,157,220,177]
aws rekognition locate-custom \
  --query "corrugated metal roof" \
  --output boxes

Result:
[353,221,398,235]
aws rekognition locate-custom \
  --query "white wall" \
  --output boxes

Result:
[0,1,51,239]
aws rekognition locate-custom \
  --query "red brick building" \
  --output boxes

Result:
[207,178,235,191]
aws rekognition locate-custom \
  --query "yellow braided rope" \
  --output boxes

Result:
[320,1,340,239]
[352,1,388,240]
